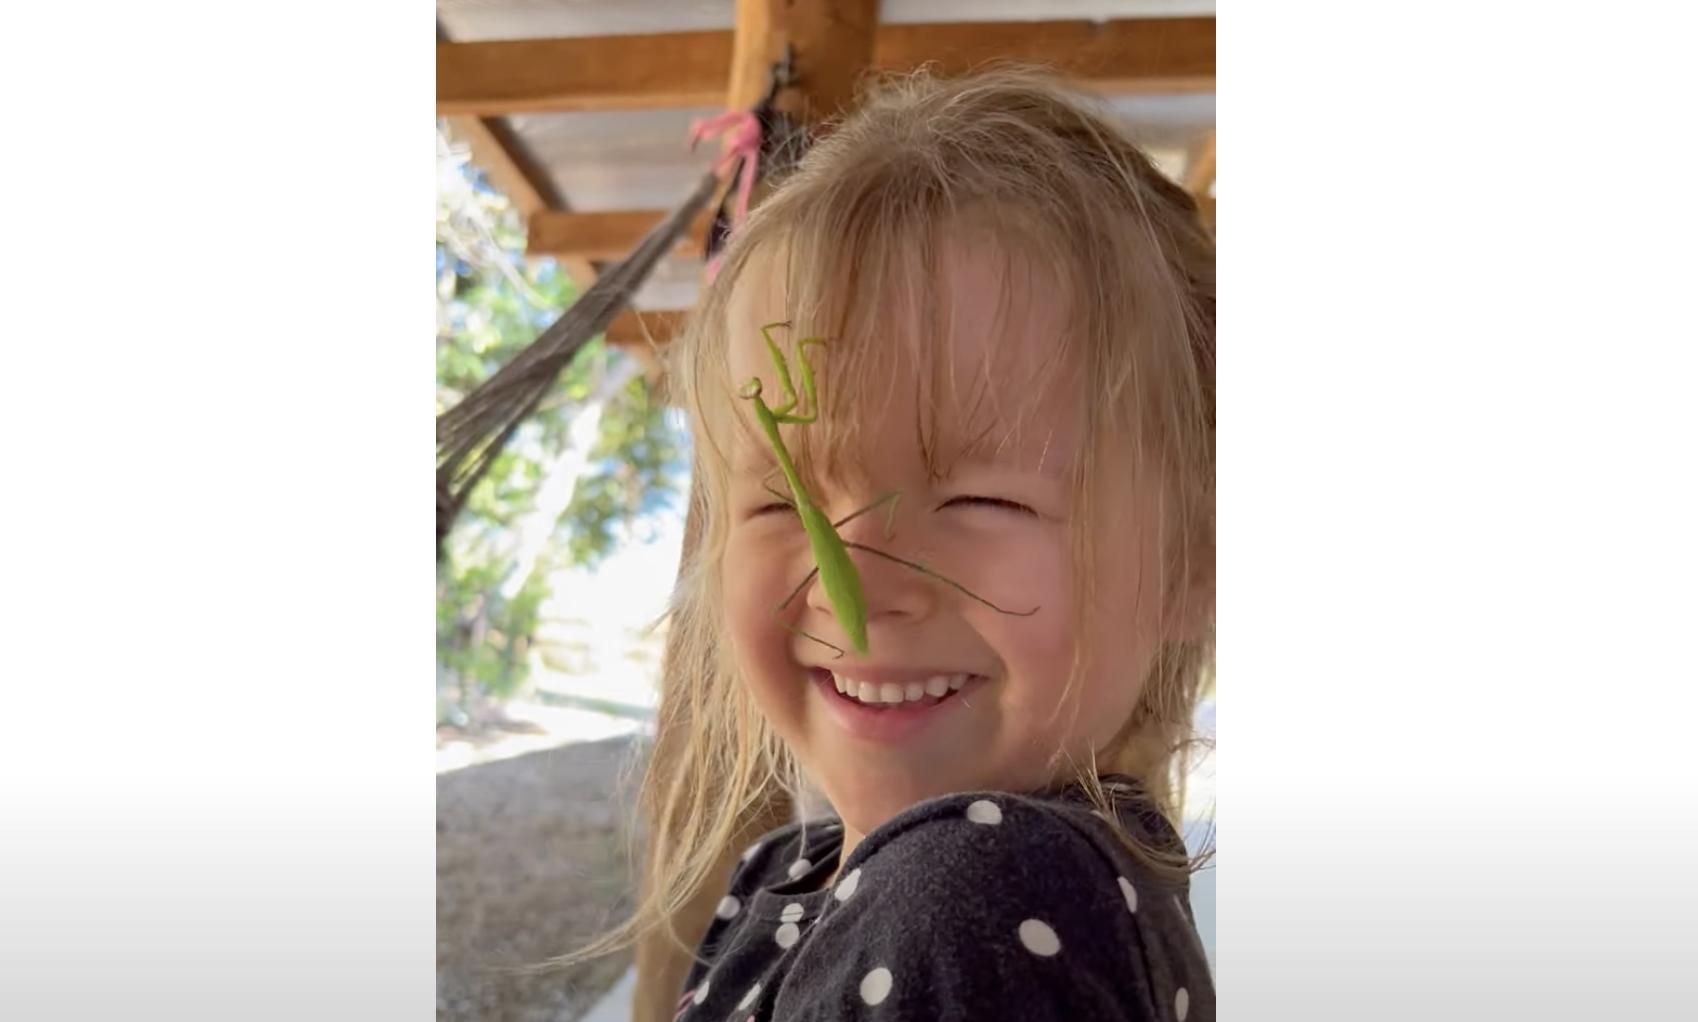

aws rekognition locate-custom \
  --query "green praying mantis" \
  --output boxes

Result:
[740,321,1037,658]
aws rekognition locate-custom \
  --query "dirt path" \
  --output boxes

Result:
[438,735,649,1022]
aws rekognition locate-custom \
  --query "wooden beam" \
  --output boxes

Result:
[438,32,730,115]
[526,209,711,262]
[729,0,879,116]
[727,0,780,110]
[1184,130,1216,197]
[440,18,1215,116]
[875,17,1215,94]
[603,309,687,349]
[444,116,555,218]
[602,310,687,386]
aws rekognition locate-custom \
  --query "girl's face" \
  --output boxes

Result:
[719,245,1171,839]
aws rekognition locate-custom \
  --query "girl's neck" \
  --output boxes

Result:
[819,825,863,890]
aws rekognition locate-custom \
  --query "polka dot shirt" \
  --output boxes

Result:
[674,776,1213,1021]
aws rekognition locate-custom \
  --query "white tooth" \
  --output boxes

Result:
[857,681,880,703]
[948,674,966,691]
[905,682,926,702]
[879,683,904,704]
[833,673,847,694]
[924,675,950,697]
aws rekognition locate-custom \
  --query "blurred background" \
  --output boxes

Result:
[436,3,1215,1020]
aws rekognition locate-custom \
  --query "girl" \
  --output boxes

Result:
[575,68,1214,1021]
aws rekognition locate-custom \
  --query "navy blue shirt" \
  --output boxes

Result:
[674,777,1214,1021]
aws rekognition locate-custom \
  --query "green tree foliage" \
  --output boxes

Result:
[436,128,686,726]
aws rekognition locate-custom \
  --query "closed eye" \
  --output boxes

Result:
[752,501,797,517]
[940,495,1037,516]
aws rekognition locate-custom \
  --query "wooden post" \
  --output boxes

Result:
[630,5,878,1020]
[1184,131,1216,235]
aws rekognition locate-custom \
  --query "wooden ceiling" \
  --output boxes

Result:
[437,2,1216,353]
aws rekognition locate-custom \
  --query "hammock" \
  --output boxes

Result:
[436,53,803,555]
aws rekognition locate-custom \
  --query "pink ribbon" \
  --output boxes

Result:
[689,110,763,280]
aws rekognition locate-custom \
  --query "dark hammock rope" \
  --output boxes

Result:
[436,53,804,556]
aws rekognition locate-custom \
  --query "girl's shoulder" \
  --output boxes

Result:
[730,775,1189,901]
[773,780,1211,1020]
[859,775,1182,865]
[836,777,1195,922]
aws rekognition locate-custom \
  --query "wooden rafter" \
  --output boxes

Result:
[439,31,730,115]
[603,309,687,349]
[527,209,712,262]
[876,17,1214,94]
[439,17,1216,116]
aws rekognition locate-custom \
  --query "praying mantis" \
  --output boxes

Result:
[740,321,1037,658]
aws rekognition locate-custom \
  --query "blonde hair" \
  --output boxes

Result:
[553,67,1214,972]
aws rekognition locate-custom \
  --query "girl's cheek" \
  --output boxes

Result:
[721,529,797,666]
[940,524,1073,652]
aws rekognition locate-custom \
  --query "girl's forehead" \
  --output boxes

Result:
[725,240,1073,397]
[722,242,1082,480]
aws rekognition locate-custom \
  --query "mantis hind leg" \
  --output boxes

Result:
[844,541,1040,617]
[783,619,846,659]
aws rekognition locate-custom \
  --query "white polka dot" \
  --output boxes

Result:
[786,857,811,880]
[780,902,805,923]
[966,799,1003,825]
[833,867,862,902]
[774,922,800,948]
[1176,986,1190,1021]
[715,895,741,920]
[1117,876,1138,913]
[1018,918,1061,956]
[737,982,762,1010]
[691,978,710,1005]
[859,966,893,1005]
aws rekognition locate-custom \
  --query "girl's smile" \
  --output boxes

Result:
[808,666,991,744]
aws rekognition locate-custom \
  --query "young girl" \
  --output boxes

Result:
[577,68,1214,1021]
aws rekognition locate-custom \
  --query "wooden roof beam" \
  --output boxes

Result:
[439,17,1215,116]
[439,32,730,115]
[877,17,1214,95]
[526,209,712,262]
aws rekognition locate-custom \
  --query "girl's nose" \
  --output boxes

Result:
[806,499,937,627]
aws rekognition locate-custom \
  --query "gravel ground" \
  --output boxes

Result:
[438,735,650,1022]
